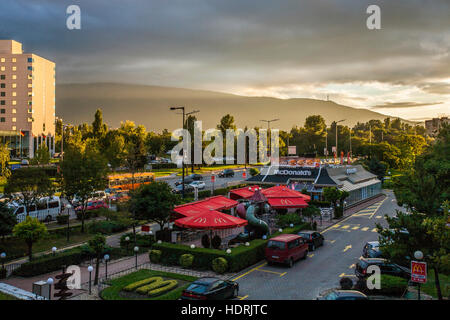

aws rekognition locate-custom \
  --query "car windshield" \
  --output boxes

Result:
[87,202,93,206]
[267,240,285,250]
[186,283,209,293]
[325,292,338,300]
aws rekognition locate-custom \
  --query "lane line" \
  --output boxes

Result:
[256,268,285,276]
[371,228,378,232]
[341,225,350,229]
[232,262,267,281]
[352,226,360,230]
[361,227,369,231]
[238,295,248,300]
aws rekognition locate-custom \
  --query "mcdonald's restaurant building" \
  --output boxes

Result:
[246,164,382,208]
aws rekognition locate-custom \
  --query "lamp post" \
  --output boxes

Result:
[47,278,54,300]
[1,252,5,271]
[125,236,130,254]
[149,231,153,247]
[169,107,199,199]
[52,247,57,256]
[335,119,346,156]
[414,250,423,300]
[87,265,93,295]
[260,119,279,156]
[104,254,110,279]
[65,204,72,242]
[134,246,139,270]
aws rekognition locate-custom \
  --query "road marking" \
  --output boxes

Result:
[349,264,355,269]
[352,226,360,230]
[376,216,382,219]
[232,262,267,281]
[308,253,315,258]
[361,227,369,231]
[339,273,357,278]
[341,225,350,229]
[238,295,248,300]
[343,245,352,252]
[256,268,285,276]
[325,239,336,244]
[371,228,378,232]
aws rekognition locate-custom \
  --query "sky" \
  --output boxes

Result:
[1,0,449,121]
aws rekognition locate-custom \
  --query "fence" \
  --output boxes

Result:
[4,263,21,277]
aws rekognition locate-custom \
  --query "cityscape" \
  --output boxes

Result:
[0,0,448,312]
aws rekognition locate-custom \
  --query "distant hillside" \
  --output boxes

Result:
[56,83,413,131]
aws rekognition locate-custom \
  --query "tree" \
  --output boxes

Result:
[302,205,320,223]
[0,202,16,241]
[323,187,342,218]
[60,144,108,232]
[31,143,50,165]
[13,216,47,261]
[130,181,179,233]
[0,143,10,177]
[217,114,236,136]
[4,167,54,215]
[92,109,107,139]
[88,234,106,285]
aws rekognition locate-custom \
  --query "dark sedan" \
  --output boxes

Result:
[297,231,324,251]
[218,169,235,178]
[363,241,382,258]
[181,278,239,300]
[355,258,410,280]
[173,184,195,194]
[318,290,368,300]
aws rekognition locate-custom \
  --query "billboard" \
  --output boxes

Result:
[278,157,320,167]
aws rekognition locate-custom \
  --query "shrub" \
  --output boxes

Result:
[120,233,154,249]
[123,276,162,292]
[179,254,194,268]
[88,220,128,235]
[355,275,408,296]
[0,267,6,279]
[149,250,162,263]
[147,280,178,297]
[56,214,69,225]
[213,188,229,196]
[276,213,303,228]
[212,257,228,274]
[211,235,221,249]
[136,279,176,295]
[249,168,259,176]
[201,234,210,248]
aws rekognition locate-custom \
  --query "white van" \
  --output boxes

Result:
[8,196,62,223]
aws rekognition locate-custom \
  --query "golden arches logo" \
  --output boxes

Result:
[412,264,424,273]
[280,199,294,205]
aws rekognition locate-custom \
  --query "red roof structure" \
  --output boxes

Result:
[173,196,238,217]
[229,185,311,202]
[228,185,262,200]
[267,198,308,209]
[174,210,248,230]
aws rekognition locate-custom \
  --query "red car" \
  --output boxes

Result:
[110,192,130,203]
[265,234,309,267]
[75,200,109,212]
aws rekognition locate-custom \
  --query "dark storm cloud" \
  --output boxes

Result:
[0,0,449,92]
[371,102,443,109]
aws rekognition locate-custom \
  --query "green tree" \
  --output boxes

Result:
[302,205,321,223]
[0,202,16,241]
[92,109,107,139]
[217,114,236,136]
[4,167,54,215]
[0,143,10,177]
[31,143,50,165]
[88,234,106,285]
[12,216,47,261]
[130,181,179,233]
[323,187,346,218]
[60,144,109,232]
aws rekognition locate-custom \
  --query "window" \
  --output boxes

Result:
[12,58,16,63]
[49,201,59,209]
[12,83,16,88]
[0,92,5,97]
[28,84,32,88]
[28,57,33,63]
[0,67,4,71]
[12,118,16,122]
[0,84,4,88]
[0,58,4,63]
[12,66,16,71]
[0,109,5,114]
[12,92,16,97]
[0,101,4,105]
[12,109,16,114]
[27,66,32,71]
[0,75,5,80]
[12,126,16,130]
[0,118,5,122]
[267,240,286,250]
[12,75,16,80]
[12,100,16,105]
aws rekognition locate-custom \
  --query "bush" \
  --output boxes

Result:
[147,280,178,297]
[88,220,128,235]
[149,250,162,263]
[179,254,194,268]
[0,267,6,279]
[56,214,69,225]
[276,213,303,228]
[201,234,210,248]
[124,276,162,292]
[249,168,260,176]
[212,257,228,274]
[340,277,353,290]
[120,233,154,249]
[211,235,221,249]
[309,200,332,208]
[355,275,408,296]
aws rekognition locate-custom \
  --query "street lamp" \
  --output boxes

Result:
[335,119,346,157]
[1,252,5,271]
[169,106,199,199]
[125,236,130,254]
[87,265,93,295]
[52,247,57,256]
[65,204,72,242]
[414,250,424,300]
[47,278,54,300]
[104,254,110,279]
[260,119,280,156]
[134,246,139,270]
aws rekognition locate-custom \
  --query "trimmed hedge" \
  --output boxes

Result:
[212,257,228,274]
[88,220,129,235]
[151,223,310,273]
[149,250,162,263]
[147,280,178,297]
[355,274,408,296]
[124,277,162,292]
[179,254,194,268]
[151,163,177,169]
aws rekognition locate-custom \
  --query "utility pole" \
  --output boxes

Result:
[335,119,345,157]
[170,107,199,198]
[260,119,279,157]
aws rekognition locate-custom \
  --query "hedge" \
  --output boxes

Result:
[88,220,129,235]
[120,233,155,249]
[151,223,310,273]
[151,163,177,169]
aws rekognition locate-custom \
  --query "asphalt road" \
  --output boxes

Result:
[232,190,405,300]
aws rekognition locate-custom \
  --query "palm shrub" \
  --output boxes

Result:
[211,235,222,249]
[201,234,210,248]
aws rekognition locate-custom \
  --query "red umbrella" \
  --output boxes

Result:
[174,210,248,230]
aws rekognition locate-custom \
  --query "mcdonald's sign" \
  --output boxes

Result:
[411,261,427,283]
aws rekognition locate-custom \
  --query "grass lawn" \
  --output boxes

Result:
[0,292,19,300]
[421,270,450,299]
[100,269,197,300]
[151,164,258,178]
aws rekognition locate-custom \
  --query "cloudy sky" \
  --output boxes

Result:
[1,0,449,121]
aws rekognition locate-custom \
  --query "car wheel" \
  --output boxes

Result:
[233,287,239,298]
[288,258,294,268]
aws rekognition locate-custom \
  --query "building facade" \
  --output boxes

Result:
[0,40,55,158]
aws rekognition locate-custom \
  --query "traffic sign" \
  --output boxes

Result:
[242,171,247,179]
[141,225,150,233]
[211,175,215,182]
[411,261,427,283]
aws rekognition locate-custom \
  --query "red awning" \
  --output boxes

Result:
[174,210,248,230]
[267,197,309,209]
[262,185,311,202]
[173,196,238,217]
[229,185,261,200]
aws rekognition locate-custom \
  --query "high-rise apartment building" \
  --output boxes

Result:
[0,40,55,158]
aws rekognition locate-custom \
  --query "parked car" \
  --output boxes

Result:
[110,192,130,203]
[190,181,206,190]
[75,200,109,212]
[355,258,410,279]
[265,234,308,267]
[317,290,368,300]
[363,241,382,258]
[174,177,194,186]
[297,230,324,251]
[181,277,238,300]
[173,184,195,194]
[218,169,234,178]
